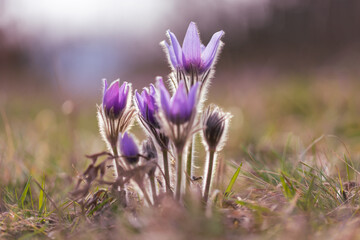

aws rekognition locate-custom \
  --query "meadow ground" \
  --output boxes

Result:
[2,77,360,239]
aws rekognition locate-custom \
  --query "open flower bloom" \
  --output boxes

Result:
[119,132,139,165]
[103,79,130,119]
[163,22,224,74]
[135,84,160,128]
[159,78,199,125]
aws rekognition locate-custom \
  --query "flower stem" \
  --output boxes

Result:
[203,150,215,204]
[186,138,194,191]
[149,173,157,205]
[111,145,120,179]
[162,149,171,193]
[140,185,152,206]
[176,150,183,201]
[111,144,127,207]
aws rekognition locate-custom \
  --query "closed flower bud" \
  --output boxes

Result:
[141,138,158,161]
[135,84,160,128]
[119,132,139,165]
[97,79,136,156]
[202,105,231,152]
[141,138,158,176]
[103,79,130,119]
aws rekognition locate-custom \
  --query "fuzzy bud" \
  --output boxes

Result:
[119,132,139,165]
[202,105,231,152]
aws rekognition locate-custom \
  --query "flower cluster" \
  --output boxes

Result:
[87,22,231,207]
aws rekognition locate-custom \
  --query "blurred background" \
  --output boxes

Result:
[2,0,360,97]
[1,0,360,187]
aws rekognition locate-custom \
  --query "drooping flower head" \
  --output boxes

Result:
[135,84,160,128]
[119,132,139,165]
[202,105,231,152]
[103,79,131,119]
[159,78,199,125]
[162,22,224,75]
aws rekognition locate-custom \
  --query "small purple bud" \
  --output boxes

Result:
[119,132,139,164]
[103,79,130,119]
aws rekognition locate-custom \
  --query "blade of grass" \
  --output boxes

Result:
[18,176,32,209]
[38,176,47,215]
[224,163,242,198]
[88,197,113,216]
[344,154,352,183]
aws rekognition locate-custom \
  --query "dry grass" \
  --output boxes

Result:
[1,78,360,239]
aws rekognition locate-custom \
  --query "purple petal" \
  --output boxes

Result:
[149,84,156,96]
[165,41,178,68]
[135,90,145,115]
[117,82,128,112]
[120,132,139,159]
[157,78,171,117]
[103,80,120,109]
[187,82,199,116]
[200,30,224,72]
[170,81,188,123]
[182,22,201,68]
[168,30,183,67]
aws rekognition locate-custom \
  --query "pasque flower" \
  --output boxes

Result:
[98,79,136,157]
[157,77,200,200]
[202,105,231,152]
[119,132,139,165]
[135,84,160,128]
[159,78,199,126]
[201,105,231,204]
[135,79,171,193]
[163,22,224,74]
[103,79,131,119]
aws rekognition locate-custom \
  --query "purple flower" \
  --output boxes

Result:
[135,84,160,128]
[163,22,224,74]
[119,132,139,164]
[158,78,199,125]
[103,79,130,119]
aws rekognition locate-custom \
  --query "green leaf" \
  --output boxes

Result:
[18,176,32,209]
[224,163,242,197]
[88,197,112,216]
[38,176,47,215]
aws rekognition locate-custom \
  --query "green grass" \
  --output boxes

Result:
[2,78,360,239]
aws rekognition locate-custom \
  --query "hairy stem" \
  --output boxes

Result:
[176,150,183,201]
[162,149,171,193]
[111,145,120,179]
[140,185,152,206]
[149,173,157,205]
[111,144,127,207]
[203,150,215,204]
[186,138,194,191]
